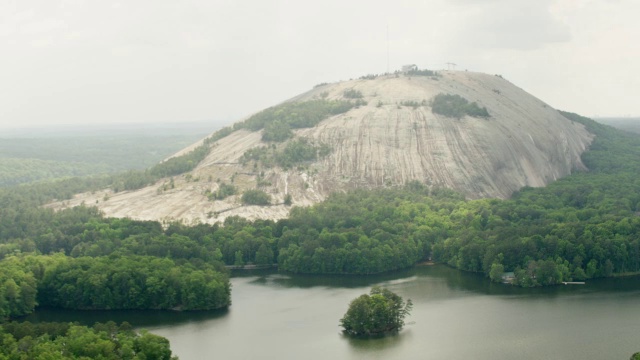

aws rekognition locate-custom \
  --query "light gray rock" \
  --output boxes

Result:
[50,71,593,224]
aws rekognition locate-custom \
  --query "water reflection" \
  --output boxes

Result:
[238,264,640,301]
[24,264,640,360]
[342,329,412,353]
[235,268,419,289]
[23,306,229,328]
[27,265,640,329]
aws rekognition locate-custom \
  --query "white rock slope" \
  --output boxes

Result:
[51,71,593,224]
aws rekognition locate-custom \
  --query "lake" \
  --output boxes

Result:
[26,265,640,359]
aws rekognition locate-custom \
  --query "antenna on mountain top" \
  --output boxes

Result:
[386,25,390,73]
[446,62,457,70]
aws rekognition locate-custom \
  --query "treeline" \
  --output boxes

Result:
[0,157,109,186]
[406,68,437,77]
[0,321,177,359]
[232,100,357,142]
[241,138,332,169]
[276,185,462,274]
[241,189,272,206]
[0,183,449,276]
[0,252,230,318]
[38,255,230,311]
[343,89,363,99]
[1,111,640,292]
[0,99,361,191]
[0,131,209,187]
[431,93,489,118]
[109,143,211,192]
[432,112,640,285]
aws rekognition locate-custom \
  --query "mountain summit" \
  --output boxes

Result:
[55,70,593,223]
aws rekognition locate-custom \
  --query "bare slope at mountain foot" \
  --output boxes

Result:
[50,71,593,224]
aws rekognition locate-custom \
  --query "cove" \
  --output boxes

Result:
[26,265,640,359]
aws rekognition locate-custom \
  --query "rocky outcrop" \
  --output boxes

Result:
[51,71,593,224]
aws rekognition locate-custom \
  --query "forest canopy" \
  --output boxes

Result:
[340,286,412,336]
[0,109,639,325]
[0,321,178,359]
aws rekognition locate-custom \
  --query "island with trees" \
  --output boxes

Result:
[340,287,412,337]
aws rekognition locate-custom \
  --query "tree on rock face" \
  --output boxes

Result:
[339,286,412,337]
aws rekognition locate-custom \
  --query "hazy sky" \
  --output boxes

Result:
[1,0,639,130]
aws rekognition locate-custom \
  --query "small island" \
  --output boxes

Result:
[339,286,412,337]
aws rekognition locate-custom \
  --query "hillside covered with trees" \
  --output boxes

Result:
[0,111,639,328]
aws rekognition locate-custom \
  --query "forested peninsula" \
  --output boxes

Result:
[1,112,640,323]
[0,321,178,359]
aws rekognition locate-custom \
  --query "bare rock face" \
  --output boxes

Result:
[52,71,593,224]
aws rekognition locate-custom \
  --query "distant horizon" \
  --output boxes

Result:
[2,112,640,135]
[2,1,638,130]
[0,118,226,138]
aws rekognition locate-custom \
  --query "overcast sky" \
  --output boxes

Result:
[1,0,639,130]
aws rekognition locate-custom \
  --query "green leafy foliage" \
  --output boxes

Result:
[400,100,427,109]
[1,112,640,293]
[431,112,640,285]
[0,158,110,187]
[210,182,237,200]
[241,138,332,169]
[148,145,209,179]
[359,74,378,80]
[0,129,209,187]
[241,189,271,206]
[340,286,412,336]
[262,121,293,142]
[203,126,235,145]
[431,93,489,118]
[241,146,273,167]
[0,321,178,359]
[233,100,357,142]
[276,185,461,274]
[406,68,437,76]
[0,251,230,315]
[0,257,38,319]
[36,254,230,310]
[275,138,330,168]
[343,89,364,99]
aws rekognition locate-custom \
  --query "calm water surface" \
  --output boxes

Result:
[27,265,640,360]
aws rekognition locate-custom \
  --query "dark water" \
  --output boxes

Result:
[27,265,640,359]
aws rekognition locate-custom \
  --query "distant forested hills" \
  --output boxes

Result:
[595,117,640,134]
[0,122,214,186]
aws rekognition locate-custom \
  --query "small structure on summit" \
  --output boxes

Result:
[402,64,418,72]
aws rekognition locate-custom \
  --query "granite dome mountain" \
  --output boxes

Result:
[53,70,593,224]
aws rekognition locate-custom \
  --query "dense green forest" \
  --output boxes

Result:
[1,111,640,327]
[0,321,177,359]
[340,286,412,337]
